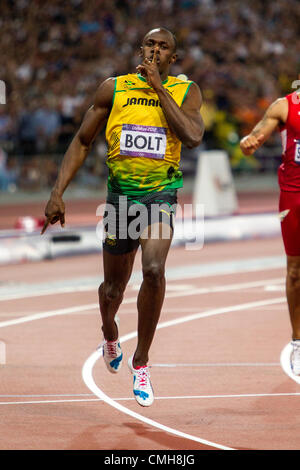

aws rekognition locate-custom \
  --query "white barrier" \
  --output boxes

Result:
[193,150,238,217]
[0,211,281,265]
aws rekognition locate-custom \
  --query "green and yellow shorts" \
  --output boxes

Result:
[102,190,177,255]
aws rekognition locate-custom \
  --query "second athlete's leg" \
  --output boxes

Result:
[286,255,300,340]
[280,191,300,340]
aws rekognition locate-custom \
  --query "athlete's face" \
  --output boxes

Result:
[140,31,177,73]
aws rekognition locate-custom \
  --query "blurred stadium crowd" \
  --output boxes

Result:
[0,0,299,192]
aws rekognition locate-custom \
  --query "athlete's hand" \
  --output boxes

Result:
[41,192,65,234]
[136,47,162,91]
[240,134,265,155]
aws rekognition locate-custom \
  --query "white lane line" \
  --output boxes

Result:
[131,283,196,292]
[0,278,289,446]
[280,343,300,385]
[0,257,285,302]
[82,295,286,451]
[152,363,280,367]
[0,304,98,329]
[0,278,286,329]
[120,307,205,314]
[0,285,100,302]
[264,285,285,291]
[0,394,94,397]
[153,297,286,330]
[0,398,103,405]
[2,392,300,406]
[83,350,234,451]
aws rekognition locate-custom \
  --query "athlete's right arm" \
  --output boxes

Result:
[240,97,288,155]
[41,78,115,234]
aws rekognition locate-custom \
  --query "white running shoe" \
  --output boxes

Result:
[128,355,154,407]
[101,315,123,374]
[291,340,300,375]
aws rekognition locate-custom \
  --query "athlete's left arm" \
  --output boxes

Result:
[156,82,205,148]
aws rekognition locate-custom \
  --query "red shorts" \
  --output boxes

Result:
[279,190,300,256]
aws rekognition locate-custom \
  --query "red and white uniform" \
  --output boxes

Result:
[278,92,300,191]
[278,92,300,255]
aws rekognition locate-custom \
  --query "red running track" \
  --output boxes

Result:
[0,234,298,450]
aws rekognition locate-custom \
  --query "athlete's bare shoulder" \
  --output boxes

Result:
[181,81,203,112]
[93,77,116,109]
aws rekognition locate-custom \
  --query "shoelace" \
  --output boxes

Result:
[105,340,118,357]
[136,367,150,388]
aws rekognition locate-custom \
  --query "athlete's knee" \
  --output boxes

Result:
[99,280,126,302]
[287,262,300,290]
[142,261,165,286]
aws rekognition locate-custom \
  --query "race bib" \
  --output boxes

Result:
[295,140,300,164]
[120,124,167,159]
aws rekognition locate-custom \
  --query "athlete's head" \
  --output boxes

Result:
[140,28,177,73]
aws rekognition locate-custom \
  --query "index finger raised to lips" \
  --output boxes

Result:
[152,48,158,63]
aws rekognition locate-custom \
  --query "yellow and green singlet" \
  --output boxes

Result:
[105,73,193,196]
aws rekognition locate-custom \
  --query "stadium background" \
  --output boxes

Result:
[0,0,299,201]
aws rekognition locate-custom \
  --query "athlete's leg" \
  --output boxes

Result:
[286,255,300,339]
[99,248,137,341]
[279,191,300,339]
[133,222,173,367]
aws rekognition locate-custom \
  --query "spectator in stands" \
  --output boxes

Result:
[0,107,14,144]
[0,148,18,192]
[0,0,298,185]
[32,97,62,153]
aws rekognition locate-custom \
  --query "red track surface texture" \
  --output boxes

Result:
[0,232,298,450]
